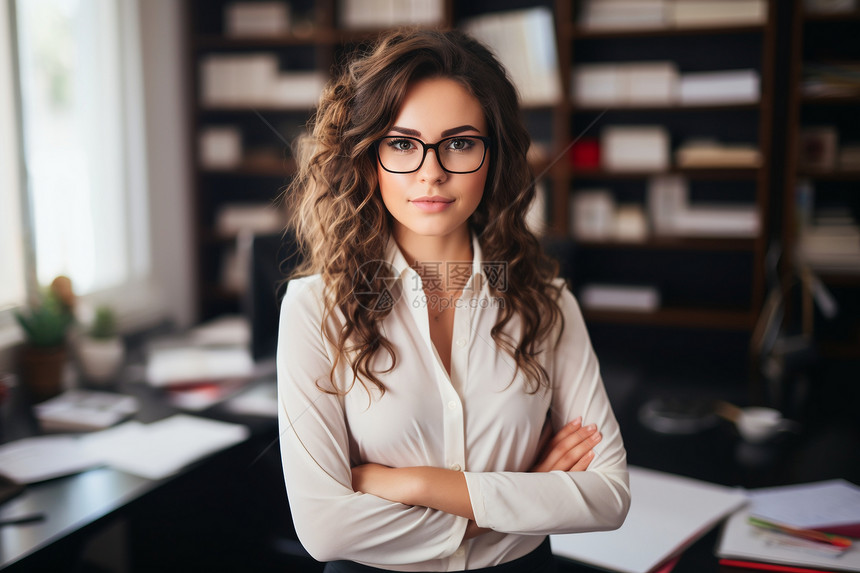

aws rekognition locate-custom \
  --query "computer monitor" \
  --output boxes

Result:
[243,230,303,363]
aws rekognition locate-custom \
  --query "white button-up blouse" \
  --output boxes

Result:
[277,234,630,571]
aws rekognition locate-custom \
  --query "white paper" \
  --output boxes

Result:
[552,466,747,573]
[748,480,860,529]
[82,415,249,480]
[717,508,860,571]
[0,435,105,483]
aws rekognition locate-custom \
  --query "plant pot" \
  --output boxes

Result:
[77,336,125,384]
[18,345,68,402]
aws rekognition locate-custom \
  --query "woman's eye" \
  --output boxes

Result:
[388,139,415,152]
[447,138,473,151]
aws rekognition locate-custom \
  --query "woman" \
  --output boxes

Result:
[278,28,630,572]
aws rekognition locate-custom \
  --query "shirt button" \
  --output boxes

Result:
[450,463,462,471]
[456,338,467,347]
[454,547,465,557]
[447,400,458,410]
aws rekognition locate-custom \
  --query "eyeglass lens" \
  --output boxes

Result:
[377,136,486,174]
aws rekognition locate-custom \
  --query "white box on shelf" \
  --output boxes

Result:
[573,64,622,106]
[270,72,328,108]
[224,2,290,37]
[614,204,649,241]
[216,204,285,237]
[340,0,444,29]
[581,284,661,312]
[579,0,668,30]
[673,206,760,238]
[602,126,670,172]
[679,69,760,105]
[626,62,679,105]
[571,190,616,240]
[647,175,688,235]
[669,0,766,28]
[199,126,242,168]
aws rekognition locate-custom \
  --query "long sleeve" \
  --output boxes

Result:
[277,277,467,566]
[462,287,631,535]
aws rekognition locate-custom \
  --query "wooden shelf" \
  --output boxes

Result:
[571,167,761,180]
[796,169,860,181]
[575,237,757,252]
[803,10,860,22]
[572,102,762,112]
[800,93,860,105]
[582,307,755,330]
[568,23,765,40]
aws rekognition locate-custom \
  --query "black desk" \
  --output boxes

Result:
[0,368,304,572]
[2,360,857,572]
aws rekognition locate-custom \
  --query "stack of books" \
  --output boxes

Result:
[578,0,766,32]
[463,7,562,107]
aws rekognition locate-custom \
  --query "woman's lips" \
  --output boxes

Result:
[410,196,454,213]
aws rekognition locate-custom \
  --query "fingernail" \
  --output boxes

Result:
[585,424,597,431]
[592,432,602,441]
[571,416,582,426]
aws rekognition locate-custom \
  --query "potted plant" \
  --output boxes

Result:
[76,305,125,385]
[15,277,76,402]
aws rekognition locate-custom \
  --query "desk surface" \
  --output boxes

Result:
[0,368,280,571]
[1,358,857,572]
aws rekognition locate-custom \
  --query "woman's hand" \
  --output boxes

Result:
[530,416,601,473]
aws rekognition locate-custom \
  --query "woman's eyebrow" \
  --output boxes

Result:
[390,126,421,136]
[388,125,482,138]
[441,124,480,137]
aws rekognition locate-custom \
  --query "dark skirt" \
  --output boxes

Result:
[322,537,557,573]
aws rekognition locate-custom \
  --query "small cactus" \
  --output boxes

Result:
[90,306,118,339]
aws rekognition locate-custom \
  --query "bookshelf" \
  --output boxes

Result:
[548,0,776,356]
[186,0,454,321]
[184,0,788,375]
[783,1,860,357]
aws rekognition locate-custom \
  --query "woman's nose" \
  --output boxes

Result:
[418,148,447,184]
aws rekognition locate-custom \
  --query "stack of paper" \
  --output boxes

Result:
[224,2,290,37]
[679,69,760,105]
[463,8,562,107]
[668,0,766,28]
[602,126,671,172]
[200,54,326,108]
[675,139,762,168]
[83,415,250,480]
[717,481,860,571]
[580,284,661,312]
[339,0,444,30]
[35,389,139,432]
[573,62,679,107]
[579,0,668,31]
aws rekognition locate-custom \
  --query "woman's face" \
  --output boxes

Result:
[377,77,489,249]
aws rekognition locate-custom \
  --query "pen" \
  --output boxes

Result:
[0,513,46,527]
[748,516,853,548]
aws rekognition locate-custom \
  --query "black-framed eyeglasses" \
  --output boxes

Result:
[375,135,491,174]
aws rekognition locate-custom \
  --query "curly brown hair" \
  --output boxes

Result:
[286,28,563,395]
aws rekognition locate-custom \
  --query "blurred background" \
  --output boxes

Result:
[1,1,859,571]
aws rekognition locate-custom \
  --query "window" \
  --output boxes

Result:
[1,0,157,340]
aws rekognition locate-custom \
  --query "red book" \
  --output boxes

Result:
[719,558,837,573]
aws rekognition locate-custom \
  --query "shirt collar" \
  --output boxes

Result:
[384,232,486,293]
